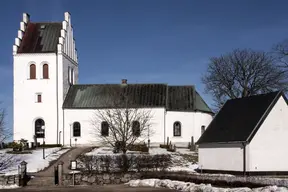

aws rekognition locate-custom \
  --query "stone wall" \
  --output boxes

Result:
[0,175,20,186]
[63,172,142,186]
[63,171,288,188]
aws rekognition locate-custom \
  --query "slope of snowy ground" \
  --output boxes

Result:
[82,147,199,173]
[126,179,288,192]
[0,147,70,175]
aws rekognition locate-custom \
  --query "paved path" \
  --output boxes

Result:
[1,185,178,192]
[34,146,93,177]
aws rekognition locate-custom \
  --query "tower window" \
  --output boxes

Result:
[36,93,42,103]
[43,64,49,79]
[29,64,36,79]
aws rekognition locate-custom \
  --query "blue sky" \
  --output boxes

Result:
[1,0,288,137]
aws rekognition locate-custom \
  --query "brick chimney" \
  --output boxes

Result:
[121,79,127,84]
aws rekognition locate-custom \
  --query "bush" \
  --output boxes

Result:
[159,144,169,149]
[167,148,176,152]
[38,144,62,148]
[128,143,149,153]
[10,142,23,151]
[6,150,32,154]
[78,153,172,173]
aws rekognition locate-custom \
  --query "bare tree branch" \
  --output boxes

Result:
[0,103,16,172]
[202,49,288,111]
[90,85,154,154]
[273,39,288,70]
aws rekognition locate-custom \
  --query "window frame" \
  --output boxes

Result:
[101,121,109,137]
[42,64,49,79]
[73,122,81,137]
[132,121,140,137]
[29,64,36,79]
[173,121,181,137]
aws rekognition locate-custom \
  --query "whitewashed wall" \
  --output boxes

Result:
[248,95,288,172]
[198,143,244,171]
[13,53,59,144]
[165,111,212,146]
[62,108,165,146]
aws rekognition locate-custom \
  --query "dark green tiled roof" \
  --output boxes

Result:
[18,22,62,53]
[63,84,213,113]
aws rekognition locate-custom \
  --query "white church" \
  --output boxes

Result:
[13,12,213,147]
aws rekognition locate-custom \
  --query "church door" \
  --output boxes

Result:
[35,119,45,138]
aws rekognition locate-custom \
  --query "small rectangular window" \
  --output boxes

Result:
[36,93,42,103]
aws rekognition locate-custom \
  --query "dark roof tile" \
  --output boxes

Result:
[18,22,62,53]
[63,84,213,114]
[196,91,283,144]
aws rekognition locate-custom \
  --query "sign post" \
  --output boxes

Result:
[70,160,77,186]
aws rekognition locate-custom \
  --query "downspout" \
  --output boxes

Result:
[164,85,169,144]
[242,142,247,176]
[56,54,59,144]
[62,108,65,146]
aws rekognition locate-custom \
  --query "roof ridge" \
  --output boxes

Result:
[72,83,168,86]
[31,21,62,24]
[227,90,281,102]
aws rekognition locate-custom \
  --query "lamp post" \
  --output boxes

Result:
[42,125,45,159]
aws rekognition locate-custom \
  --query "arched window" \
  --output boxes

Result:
[201,125,206,135]
[35,118,45,138]
[68,66,71,84]
[43,64,49,79]
[71,68,74,85]
[73,122,81,137]
[101,121,109,136]
[30,64,36,79]
[132,121,140,137]
[173,121,181,136]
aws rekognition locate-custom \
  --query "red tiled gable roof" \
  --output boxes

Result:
[18,22,62,53]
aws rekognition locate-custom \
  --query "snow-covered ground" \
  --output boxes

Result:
[82,147,199,173]
[126,179,288,192]
[0,147,70,175]
[0,184,19,189]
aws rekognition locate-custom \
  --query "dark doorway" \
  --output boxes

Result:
[35,119,45,138]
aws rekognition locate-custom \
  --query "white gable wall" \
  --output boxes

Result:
[13,53,59,144]
[198,143,244,171]
[62,108,165,146]
[247,95,288,172]
[166,111,212,146]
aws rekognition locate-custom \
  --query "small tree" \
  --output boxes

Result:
[202,49,288,111]
[91,85,154,154]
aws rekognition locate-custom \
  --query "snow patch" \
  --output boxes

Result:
[126,179,288,192]
[0,148,70,175]
[0,184,19,189]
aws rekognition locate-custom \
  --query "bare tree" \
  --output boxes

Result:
[273,39,288,71]
[0,104,18,172]
[91,85,154,154]
[202,49,288,111]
